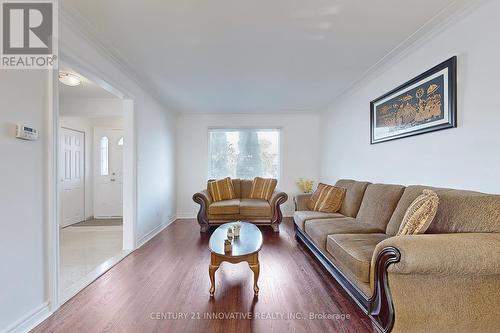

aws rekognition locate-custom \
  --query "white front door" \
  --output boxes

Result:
[94,128,123,218]
[59,128,85,227]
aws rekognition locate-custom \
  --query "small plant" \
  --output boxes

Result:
[296,178,314,193]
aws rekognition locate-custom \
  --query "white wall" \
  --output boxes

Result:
[91,116,123,128]
[0,16,177,333]
[0,71,48,332]
[319,0,500,194]
[59,98,123,118]
[176,113,320,217]
[135,100,176,240]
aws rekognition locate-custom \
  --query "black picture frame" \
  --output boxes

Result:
[370,56,457,144]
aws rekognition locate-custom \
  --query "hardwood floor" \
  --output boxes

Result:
[32,218,375,333]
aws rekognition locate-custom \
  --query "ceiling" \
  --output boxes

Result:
[62,0,463,113]
[59,66,118,99]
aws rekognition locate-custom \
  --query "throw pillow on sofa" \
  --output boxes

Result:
[207,177,236,202]
[307,183,346,213]
[249,177,277,200]
[397,189,439,235]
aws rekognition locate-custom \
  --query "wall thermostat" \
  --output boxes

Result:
[16,125,39,141]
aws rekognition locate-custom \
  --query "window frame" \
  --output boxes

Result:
[206,127,282,182]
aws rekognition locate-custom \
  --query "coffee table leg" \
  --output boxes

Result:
[249,254,260,295]
[209,253,221,296]
[209,263,219,296]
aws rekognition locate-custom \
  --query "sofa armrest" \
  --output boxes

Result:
[372,233,500,276]
[193,189,212,206]
[192,190,212,232]
[369,233,500,333]
[193,190,213,208]
[269,191,288,232]
[269,190,287,206]
[294,193,312,211]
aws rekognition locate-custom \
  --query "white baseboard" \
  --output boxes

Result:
[176,212,196,219]
[2,302,51,333]
[136,217,176,248]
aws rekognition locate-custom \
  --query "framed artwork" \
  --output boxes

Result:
[370,56,457,144]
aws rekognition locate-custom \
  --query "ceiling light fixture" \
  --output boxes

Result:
[58,72,81,86]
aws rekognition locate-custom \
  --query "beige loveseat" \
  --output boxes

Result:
[193,179,288,232]
[294,179,500,333]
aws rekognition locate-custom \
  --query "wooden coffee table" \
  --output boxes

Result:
[208,222,263,296]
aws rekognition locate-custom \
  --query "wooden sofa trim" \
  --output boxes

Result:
[294,224,400,333]
[192,193,210,232]
[271,192,288,232]
[368,247,401,333]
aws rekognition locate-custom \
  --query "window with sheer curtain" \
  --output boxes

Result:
[208,129,280,180]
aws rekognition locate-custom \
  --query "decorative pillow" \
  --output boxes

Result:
[397,189,439,235]
[307,183,346,213]
[207,177,236,202]
[249,177,277,200]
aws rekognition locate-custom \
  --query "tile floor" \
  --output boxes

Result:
[60,224,123,300]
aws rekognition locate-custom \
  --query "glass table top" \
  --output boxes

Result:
[209,222,263,257]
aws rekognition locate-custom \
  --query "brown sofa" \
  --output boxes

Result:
[193,178,288,232]
[294,179,500,333]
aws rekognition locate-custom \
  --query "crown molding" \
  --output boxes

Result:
[59,5,177,111]
[318,0,492,113]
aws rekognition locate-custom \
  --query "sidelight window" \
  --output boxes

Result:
[100,136,109,176]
